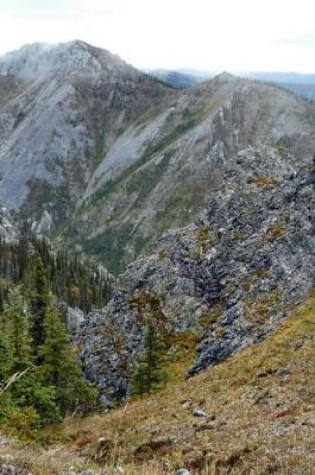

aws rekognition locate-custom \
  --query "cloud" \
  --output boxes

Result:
[278,35,315,49]
[0,0,314,72]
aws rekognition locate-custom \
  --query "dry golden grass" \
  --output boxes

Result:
[2,293,315,474]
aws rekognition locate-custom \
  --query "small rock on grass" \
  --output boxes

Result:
[192,408,207,418]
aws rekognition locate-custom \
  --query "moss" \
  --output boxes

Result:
[242,281,254,292]
[247,175,278,189]
[226,283,238,294]
[256,268,270,279]
[265,223,288,242]
[196,226,209,244]
[158,249,167,260]
[214,326,224,338]
[199,305,222,328]
[232,231,245,242]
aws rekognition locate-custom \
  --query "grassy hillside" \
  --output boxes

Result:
[2,291,314,474]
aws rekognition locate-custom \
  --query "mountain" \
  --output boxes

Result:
[149,69,315,103]
[77,145,315,407]
[1,42,315,474]
[0,41,174,224]
[239,72,315,101]
[278,82,315,101]
[1,42,315,278]
[245,72,315,84]
[149,69,205,88]
[0,40,133,78]
[62,72,315,273]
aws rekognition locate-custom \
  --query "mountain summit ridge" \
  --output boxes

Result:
[0,40,136,79]
[0,41,315,274]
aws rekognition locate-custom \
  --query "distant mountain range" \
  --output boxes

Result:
[149,69,315,100]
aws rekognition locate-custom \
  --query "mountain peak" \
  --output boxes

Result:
[0,40,135,79]
[213,71,236,82]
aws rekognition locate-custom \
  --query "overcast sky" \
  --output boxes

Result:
[0,0,314,72]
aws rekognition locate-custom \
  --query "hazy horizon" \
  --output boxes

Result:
[0,0,315,73]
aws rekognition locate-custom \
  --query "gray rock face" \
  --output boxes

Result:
[78,145,315,406]
[2,41,315,276]
[0,207,17,242]
[65,74,315,273]
[31,210,54,236]
[0,41,135,79]
[67,306,86,332]
[0,41,171,225]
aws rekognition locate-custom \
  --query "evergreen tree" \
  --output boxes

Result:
[39,304,96,415]
[25,255,50,358]
[132,321,166,396]
[0,328,13,383]
[5,286,31,371]
[3,286,59,425]
[10,368,59,425]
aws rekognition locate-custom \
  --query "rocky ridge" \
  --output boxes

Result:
[78,145,315,406]
[0,41,173,223]
[64,74,315,272]
[0,40,136,79]
[1,42,315,274]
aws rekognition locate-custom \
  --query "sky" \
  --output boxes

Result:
[0,0,314,72]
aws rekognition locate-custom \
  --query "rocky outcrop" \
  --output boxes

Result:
[78,145,315,406]
[67,306,86,332]
[0,207,17,242]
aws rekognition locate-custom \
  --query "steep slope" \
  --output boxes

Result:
[1,294,314,474]
[2,42,315,277]
[0,206,17,242]
[0,41,175,224]
[77,145,315,406]
[64,75,315,273]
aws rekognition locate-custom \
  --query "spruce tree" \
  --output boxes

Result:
[132,321,166,396]
[4,286,59,425]
[5,286,31,371]
[0,328,13,384]
[25,254,50,358]
[39,304,96,415]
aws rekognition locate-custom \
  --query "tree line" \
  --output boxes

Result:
[0,234,110,314]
